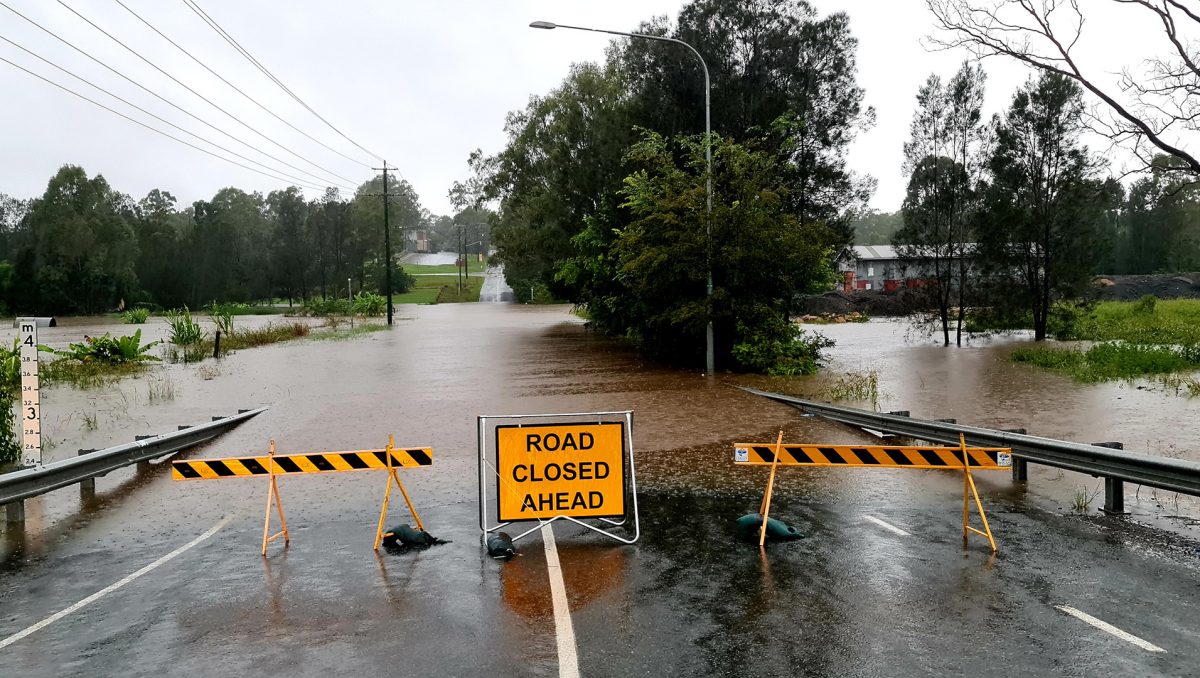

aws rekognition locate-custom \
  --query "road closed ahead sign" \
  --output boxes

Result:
[496,422,626,522]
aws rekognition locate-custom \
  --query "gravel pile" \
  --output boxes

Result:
[794,288,928,317]
[1092,273,1200,301]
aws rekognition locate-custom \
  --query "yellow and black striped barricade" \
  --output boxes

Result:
[735,434,1010,552]
[173,436,432,555]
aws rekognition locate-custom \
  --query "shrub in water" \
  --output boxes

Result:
[51,330,162,364]
[352,292,387,317]
[165,307,204,345]
[732,321,835,376]
[304,298,353,317]
[122,308,151,324]
[206,301,236,335]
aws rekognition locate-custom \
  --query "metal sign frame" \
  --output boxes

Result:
[478,411,639,545]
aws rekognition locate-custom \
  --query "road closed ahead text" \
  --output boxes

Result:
[496,422,626,521]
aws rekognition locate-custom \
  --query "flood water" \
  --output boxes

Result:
[2,306,1197,548]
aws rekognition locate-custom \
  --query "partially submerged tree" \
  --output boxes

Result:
[585,130,838,370]
[894,62,988,346]
[979,72,1114,340]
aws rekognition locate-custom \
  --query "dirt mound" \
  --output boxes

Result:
[1093,273,1200,301]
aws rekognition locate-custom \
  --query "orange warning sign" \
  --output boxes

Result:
[496,422,626,522]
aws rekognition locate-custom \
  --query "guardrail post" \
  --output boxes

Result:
[79,449,97,502]
[136,435,153,472]
[1001,429,1028,482]
[6,500,24,525]
[1093,442,1126,514]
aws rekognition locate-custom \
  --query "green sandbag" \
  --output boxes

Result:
[735,513,804,542]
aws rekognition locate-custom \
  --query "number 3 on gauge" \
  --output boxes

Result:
[26,406,37,420]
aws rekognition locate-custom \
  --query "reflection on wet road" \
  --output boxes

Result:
[1,308,1197,676]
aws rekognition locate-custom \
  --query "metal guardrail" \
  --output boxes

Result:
[742,388,1200,512]
[1,406,267,510]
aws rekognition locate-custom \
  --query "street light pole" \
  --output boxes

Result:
[530,20,715,375]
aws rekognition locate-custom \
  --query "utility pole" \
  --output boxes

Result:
[456,223,465,295]
[371,161,396,325]
[463,223,470,284]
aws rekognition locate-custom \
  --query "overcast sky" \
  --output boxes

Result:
[0,1,1176,216]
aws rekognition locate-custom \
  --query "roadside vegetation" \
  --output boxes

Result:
[0,341,21,463]
[1004,297,1200,390]
[824,370,881,404]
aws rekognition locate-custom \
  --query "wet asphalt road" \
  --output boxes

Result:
[1,305,1198,676]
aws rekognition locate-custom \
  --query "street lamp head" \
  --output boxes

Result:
[529,20,557,29]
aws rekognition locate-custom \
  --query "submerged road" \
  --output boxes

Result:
[479,265,515,303]
[1,306,1197,676]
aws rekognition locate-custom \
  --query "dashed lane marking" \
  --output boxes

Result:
[542,523,580,678]
[864,515,911,537]
[1055,605,1165,653]
[0,515,232,651]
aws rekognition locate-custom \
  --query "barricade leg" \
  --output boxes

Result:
[375,434,427,551]
[758,431,784,547]
[261,441,290,556]
[373,467,395,551]
[959,434,997,553]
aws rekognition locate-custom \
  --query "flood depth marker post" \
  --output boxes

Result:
[17,318,41,468]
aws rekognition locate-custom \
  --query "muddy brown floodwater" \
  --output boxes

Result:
[2,306,1197,551]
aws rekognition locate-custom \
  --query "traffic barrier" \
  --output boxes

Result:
[734,443,1011,469]
[173,435,432,555]
[735,433,1008,552]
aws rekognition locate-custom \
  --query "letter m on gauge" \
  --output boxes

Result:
[495,422,626,522]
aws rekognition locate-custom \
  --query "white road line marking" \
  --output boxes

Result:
[0,515,232,652]
[1056,605,1166,653]
[864,515,910,536]
[541,523,580,678]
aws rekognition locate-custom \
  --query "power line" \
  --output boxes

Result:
[182,0,389,168]
[0,1,354,191]
[55,0,357,187]
[0,54,328,192]
[113,0,369,171]
[0,33,334,190]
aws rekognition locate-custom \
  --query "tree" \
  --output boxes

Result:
[351,173,422,296]
[267,187,310,305]
[928,0,1200,181]
[188,188,271,305]
[20,166,139,314]
[570,130,838,369]
[896,155,970,344]
[474,61,634,302]
[617,0,876,243]
[851,209,903,245]
[894,62,988,346]
[980,73,1112,340]
[133,189,189,308]
[1120,155,1200,272]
